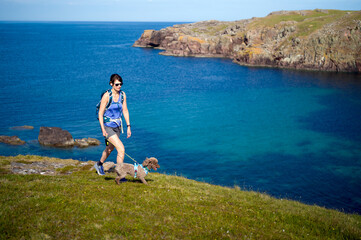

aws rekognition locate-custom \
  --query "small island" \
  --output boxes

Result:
[134,9,361,72]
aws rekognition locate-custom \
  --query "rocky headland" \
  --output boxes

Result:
[134,9,361,72]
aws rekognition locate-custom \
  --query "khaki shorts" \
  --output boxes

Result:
[104,126,121,140]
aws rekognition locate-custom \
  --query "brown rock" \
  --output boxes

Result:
[74,139,89,148]
[0,136,26,145]
[86,138,101,146]
[38,127,74,148]
[74,138,101,148]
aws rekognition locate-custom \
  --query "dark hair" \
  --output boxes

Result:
[110,74,123,85]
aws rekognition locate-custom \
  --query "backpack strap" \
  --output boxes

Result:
[120,90,124,104]
[96,89,113,120]
[105,89,113,109]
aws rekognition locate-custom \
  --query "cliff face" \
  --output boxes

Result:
[133,10,361,72]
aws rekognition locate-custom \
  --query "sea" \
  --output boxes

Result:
[0,22,360,214]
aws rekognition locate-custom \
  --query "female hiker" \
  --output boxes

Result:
[94,73,131,175]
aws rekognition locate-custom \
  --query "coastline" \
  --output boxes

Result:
[133,9,361,73]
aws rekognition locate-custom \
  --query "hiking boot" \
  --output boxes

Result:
[94,163,105,175]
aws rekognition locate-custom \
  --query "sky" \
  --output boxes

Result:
[0,0,360,22]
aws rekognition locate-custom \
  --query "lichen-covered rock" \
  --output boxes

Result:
[0,136,26,145]
[133,9,361,72]
[38,127,74,148]
[3,155,96,175]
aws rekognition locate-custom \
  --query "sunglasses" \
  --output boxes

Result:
[114,83,123,87]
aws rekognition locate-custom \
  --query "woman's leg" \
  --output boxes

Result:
[95,142,115,175]
[99,142,115,164]
[107,134,125,165]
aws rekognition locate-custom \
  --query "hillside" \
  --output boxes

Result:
[134,9,361,72]
[1,155,361,239]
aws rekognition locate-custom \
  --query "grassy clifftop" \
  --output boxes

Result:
[1,155,360,239]
[245,10,359,35]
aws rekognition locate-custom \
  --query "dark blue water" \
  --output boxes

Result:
[1,22,360,214]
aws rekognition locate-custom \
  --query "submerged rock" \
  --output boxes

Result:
[10,125,34,130]
[0,136,26,145]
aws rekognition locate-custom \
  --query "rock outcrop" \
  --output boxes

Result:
[38,127,75,148]
[38,127,101,148]
[2,155,95,175]
[134,9,361,72]
[0,136,26,145]
[74,138,101,148]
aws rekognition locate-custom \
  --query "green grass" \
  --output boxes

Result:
[250,10,346,27]
[207,24,230,35]
[248,9,358,37]
[1,155,361,239]
[295,10,349,36]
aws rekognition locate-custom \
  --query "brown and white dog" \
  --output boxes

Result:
[115,157,159,185]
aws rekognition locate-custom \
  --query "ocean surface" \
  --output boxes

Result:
[0,22,360,214]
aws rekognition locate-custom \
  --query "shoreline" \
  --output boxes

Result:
[133,9,361,73]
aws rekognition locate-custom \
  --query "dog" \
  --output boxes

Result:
[115,157,159,185]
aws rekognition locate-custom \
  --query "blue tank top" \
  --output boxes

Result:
[104,94,123,128]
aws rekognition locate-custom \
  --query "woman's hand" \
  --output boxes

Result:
[102,129,108,138]
[127,126,131,138]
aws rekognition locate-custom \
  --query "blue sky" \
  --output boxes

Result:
[0,0,360,22]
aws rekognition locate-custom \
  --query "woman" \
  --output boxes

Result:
[94,73,131,175]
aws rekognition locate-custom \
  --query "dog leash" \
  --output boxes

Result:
[124,152,140,164]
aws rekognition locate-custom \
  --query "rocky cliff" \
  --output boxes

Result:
[133,9,361,72]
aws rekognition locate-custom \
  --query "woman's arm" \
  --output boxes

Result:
[122,92,131,138]
[98,92,110,137]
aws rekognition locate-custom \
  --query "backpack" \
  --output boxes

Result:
[96,89,124,120]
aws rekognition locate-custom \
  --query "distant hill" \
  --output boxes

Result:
[134,9,361,72]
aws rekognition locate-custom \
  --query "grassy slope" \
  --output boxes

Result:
[248,10,359,36]
[1,155,361,239]
[191,10,360,38]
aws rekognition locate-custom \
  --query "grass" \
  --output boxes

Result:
[1,155,361,239]
[248,9,358,37]
[249,10,328,28]
[184,10,360,43]
[207,24,230,35]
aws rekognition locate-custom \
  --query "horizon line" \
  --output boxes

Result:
[0,20,193,23]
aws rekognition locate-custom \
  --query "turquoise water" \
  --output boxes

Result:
[0,22,360,213]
